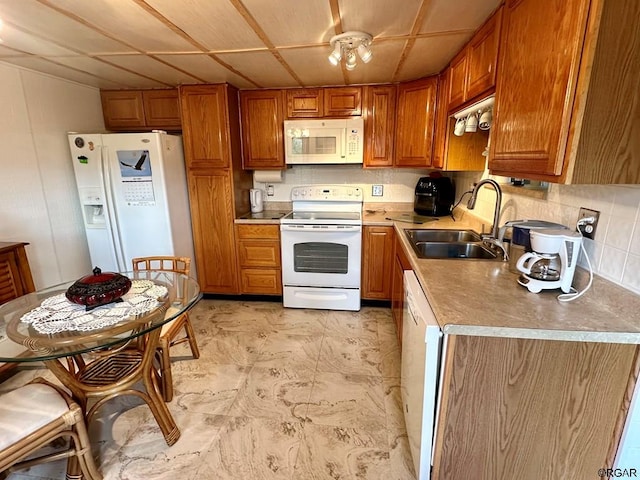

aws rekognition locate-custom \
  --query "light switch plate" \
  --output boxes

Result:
[372,185,383,196]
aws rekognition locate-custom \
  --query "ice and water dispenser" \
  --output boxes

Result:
[79,187,107,227]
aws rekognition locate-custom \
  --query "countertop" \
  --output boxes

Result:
[368,207,640,344]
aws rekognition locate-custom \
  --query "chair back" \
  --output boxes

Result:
[132,256,190,275]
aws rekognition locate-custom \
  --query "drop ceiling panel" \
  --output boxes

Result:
[144,0,265,50]
[44,0,199,52]
[94,55,202,86]
[155,54,255,89]
[342,40,406,85]
[0,25,78,56]
[0,0,136,54]
[396,33,471,82]
[52,56,167,88]
[420,0,502,33]
[216,51,299,88]
[278,46,346,87]
[1,57,123,89]
[338,0,421,37]
[242,0,333,46]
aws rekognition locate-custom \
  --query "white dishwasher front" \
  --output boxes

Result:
[401,270,443,480]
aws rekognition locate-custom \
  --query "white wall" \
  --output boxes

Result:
[0,63,104,289]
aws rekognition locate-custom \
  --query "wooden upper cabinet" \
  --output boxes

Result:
[466,6,503,101]
[433,69,450,169]
[323,87,362,116]
[490,0,640,184]
[240,90,285,170]
[142,89,181,129]
[101,89,181,131]
[395,76,438,167]
[286,88,323,118]
[363,85,396,167]
[179,85,230,170]
[447,51,468,111]
[101,90,145,130]
[447,6,502,113]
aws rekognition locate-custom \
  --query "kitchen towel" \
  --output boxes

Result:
[254,170,283,183]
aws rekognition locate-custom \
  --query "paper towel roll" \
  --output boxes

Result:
[253,170,283,183]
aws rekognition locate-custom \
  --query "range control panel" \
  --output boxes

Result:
[290,185,363,202]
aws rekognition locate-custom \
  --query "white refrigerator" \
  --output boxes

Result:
[67,132,195,275]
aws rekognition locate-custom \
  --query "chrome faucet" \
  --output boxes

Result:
[467,179,509,260]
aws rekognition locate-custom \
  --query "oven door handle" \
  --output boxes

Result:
[280,224,361,232]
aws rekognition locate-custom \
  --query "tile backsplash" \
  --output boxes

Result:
[256,164,640,296]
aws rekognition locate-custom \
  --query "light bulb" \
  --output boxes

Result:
[345,51,357,71]
[328,43,342,66]
[357,43,372,63]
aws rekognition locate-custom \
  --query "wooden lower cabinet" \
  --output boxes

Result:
[361,226,394,300]
[391,235,411,346]
[432,335,638,479]
[236,224,282,295]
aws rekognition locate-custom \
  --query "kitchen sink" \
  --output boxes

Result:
[411,241,498,259]
[404,229,503,260]
[405,229,482,243]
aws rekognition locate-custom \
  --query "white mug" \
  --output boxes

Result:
[465,113,478,132]
[454,117,466,136]
[479,109,492,130]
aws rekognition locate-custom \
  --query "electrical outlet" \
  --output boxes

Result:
[266,184,274,196]
[577,207,600,239]
[372,185,384,197]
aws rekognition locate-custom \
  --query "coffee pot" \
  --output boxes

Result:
[250,188,264,213]
[516,229,582,293]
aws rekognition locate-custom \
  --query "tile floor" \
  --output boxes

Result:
[1,299,416,480]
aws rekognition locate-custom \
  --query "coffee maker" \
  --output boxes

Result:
[516,229,583,293]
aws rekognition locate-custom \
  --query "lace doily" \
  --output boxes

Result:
[20,280,168,334]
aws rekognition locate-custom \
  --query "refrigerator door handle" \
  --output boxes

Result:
[101,146,127,272]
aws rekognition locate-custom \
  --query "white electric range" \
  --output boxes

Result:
[280,185,363,311]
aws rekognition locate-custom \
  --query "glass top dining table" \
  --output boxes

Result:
[0,270,201,362]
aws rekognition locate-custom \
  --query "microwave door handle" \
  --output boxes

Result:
[341,128,347,159]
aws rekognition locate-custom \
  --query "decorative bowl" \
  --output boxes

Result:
[65,267,132,310]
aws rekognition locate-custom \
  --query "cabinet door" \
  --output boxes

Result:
[362,226,394,300]
[432,69,450,169]
[363,85,396,167]
[142,89,181,129]
[395,77,438,167]
[391,236,411,346]
[286,89,323,118]
[489,0,590,177]
[447,50,468,111]
[100,90,145,130]
[179,85,230,169]
[240,90,285,170]
[324,87,362,117]
[466,6,502,101]
[187,170,240,294]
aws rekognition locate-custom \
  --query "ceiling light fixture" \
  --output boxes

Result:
[328,31,373,70]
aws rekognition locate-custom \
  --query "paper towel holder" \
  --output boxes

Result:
[253,170,283,183]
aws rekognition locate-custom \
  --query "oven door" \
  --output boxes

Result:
[280,224,362,288]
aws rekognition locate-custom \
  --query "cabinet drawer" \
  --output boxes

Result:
[238,240,281,267]
[240,268,282,295]
[236,224,279,240]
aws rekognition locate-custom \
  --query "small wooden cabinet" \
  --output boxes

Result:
[489,0,640,184]
[286,87,362,118]
[361,226,394,300]
[395,76,438,168]
[391,235,411,346]
[447,7,502,112]
[179,84,253,294]
[236,224,282,295]
[363,85,397,167]
[100,89,181,131]
[239,90,285,170]
[0,242,35,306]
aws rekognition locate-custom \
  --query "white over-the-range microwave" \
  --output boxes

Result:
[283,118,364,165]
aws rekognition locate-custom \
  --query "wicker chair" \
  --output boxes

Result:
[131,256,200,402]
[0,378,102,480]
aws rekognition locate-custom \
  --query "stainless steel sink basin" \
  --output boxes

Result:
[411,241,498,259]
[405,229,482,243]
[404,228,503,260]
